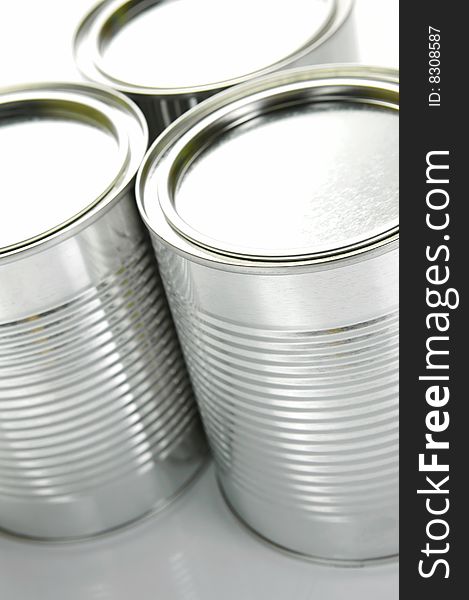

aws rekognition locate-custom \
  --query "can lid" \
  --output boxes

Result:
[75,0,352,96]
[0,84,147,255]
[137,66,399,264]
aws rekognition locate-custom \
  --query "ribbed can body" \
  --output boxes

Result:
[0,187,207,540]
[152,240,399,563]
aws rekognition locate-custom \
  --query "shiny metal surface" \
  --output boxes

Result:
[174,103,398,258]
[74,0,356,138]
[0,115,120,251]
[0,84,207,540]
[99,0,335,88]
[0,85,140,254]
[0,464,399,600]
[137,66,399,563]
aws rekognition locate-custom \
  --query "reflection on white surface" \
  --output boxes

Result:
[0,465,398,600]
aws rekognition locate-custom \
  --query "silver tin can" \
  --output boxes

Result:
[74,0,356,138]
[137,66,399,564]
[0,83,207,540]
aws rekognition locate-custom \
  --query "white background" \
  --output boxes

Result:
[0,1,398,599]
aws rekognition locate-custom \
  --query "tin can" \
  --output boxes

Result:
[74,0,356,138]
[137,66,399,563]
[0,83,207,540]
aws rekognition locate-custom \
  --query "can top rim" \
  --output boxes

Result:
[0,82,148,258]
[136,64,399,268]
[73,0,354,97]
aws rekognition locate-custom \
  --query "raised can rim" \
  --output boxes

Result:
[73,0,354,97]
[136,64,399,269]
[0,82,148,260]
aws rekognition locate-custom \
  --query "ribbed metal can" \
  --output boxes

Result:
[137,66,399,563]
[74,0,356,139]
[0,83,207,540]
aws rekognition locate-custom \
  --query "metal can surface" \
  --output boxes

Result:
[0,83,207,540]
[137,66,399,563]
[74,0,356,138]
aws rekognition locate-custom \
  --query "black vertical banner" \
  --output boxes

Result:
[400,2,466,596]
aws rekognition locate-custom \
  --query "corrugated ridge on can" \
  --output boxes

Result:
[0,245,197,492]
[137,65,399,563]
[0,83,207,540]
